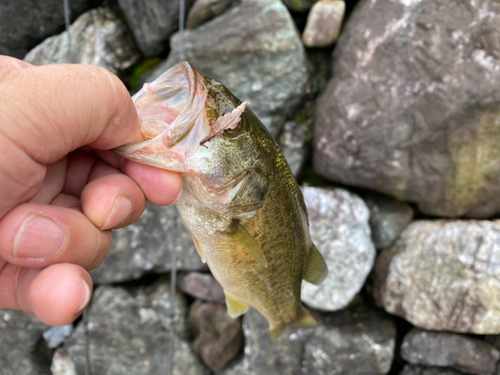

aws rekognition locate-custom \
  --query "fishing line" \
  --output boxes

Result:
[178,0,186,61]
[83,302,92,375]
[63,0,72,62]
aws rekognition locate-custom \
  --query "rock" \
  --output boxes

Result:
[221,306,396,375]
[300,187,376,311]
[178,272,225,303]
[363,192,414,250]
[401,328,500,375]
[0,309,51,375]
[43,324,73,349]
[189,300,243,371]
[51,349,77,375]
[146,0,309,136]
[23,8,140,76]
[302,0,345,47]
[400,365,465,375]
[187,0,234,29]
[117,0,195,57]
[375,220,500,334]
[313,0,500,217]
[90,203,206,284]
[278,121,311,178]
[0,0,95,59]
[65,279,210,375]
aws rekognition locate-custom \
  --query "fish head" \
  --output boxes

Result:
[116,61,269,218]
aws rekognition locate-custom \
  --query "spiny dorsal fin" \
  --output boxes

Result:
[221,220,268,268]
[224,291,249,318]
[303,243,328,285]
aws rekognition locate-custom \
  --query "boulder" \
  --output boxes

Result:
[400,365,465,375]
[24,8,140,76]
[90,203,206,284]
[178,272,225,303]
[301,187,376,311]
[278,120,311,178]
[145,0,309,136]
[302,0,345,47]
[187,0,234,29]
[314,0,500,217]
[375,220,500,334]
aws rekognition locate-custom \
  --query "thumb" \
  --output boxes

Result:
[0,62,142,164]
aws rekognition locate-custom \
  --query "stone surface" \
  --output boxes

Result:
[189,300,243,371]
[221,306,395,375]
[146,0,309,136]
[401,328,500,375]
[400,365,464,375]
[278,121,311,178]
[0,309,51,375]
[0,0,96,59]
[363,192,414,250]
[24,8,140,76]
[375,220,500,334]
[187,0,234,29]
[43,324,73,349]
[118,0,195,57]
[300,187,376,311]
[282,0,316,12]
[65,279,210,375]
[302,0,345,47]
[314,0,500,217]
[178,272,225,303]
[91,203,206,284]
[51,349,77,375]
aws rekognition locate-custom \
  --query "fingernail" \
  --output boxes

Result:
[102,196,134,230]
[14,215,65,259]
[77,279,92,314]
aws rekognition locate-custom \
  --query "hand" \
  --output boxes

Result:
[0,56,182,326]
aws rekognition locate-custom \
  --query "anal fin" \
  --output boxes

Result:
[303,243,328,285]
[269,323,285,341]
[221,220,268,268]
[224,291,249,318]
[292,308,317,328]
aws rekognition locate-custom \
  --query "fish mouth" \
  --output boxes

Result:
[114,61,210,169]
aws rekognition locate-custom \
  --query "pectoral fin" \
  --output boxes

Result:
[303,244,328,285]
[224,291,249,318]
[221,220,268,268]
[188,231,206,263]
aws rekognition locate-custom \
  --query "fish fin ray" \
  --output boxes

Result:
[222,220,268,268]
[303,243,328,285]
[269,323,285,341]
[224,291,249,318]
[188,231,206,263]
[292,308,317,328]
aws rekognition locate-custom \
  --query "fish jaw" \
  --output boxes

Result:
[114,61,211,172]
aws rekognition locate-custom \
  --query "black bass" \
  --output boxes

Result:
[116,61,328,339]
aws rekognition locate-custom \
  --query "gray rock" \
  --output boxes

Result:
[363,192,414,250]
[90,203,206,284]
[65,279,210,375]
[51,349,77,375]
[300,187,376,311]
[0,309,51,375]
[313,0,500,217]
[400,365,464,375]
[0,0,95,59]
[146,0,309,136]
[187,0,234,29]
[221,306,396,375]
[43,324,73,349]
[302,0,345,47]
[282,0,316,12]
[23,8,140,76]
[189,300,243,371]
[278,121,311,178]
[178,272,225,303]
[401,328,500,375]
[117,0,195,57]
[376,220,500,334]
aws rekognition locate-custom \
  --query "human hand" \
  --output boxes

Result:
[0,56,182,326]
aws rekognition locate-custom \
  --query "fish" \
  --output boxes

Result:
[115,61,328,339]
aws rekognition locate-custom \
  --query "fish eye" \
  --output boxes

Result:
[222,109,246,138]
